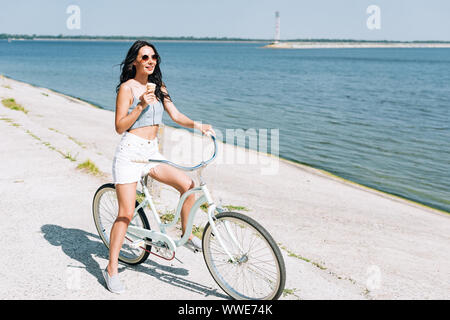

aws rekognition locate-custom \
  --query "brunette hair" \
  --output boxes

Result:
[116,40,171,104]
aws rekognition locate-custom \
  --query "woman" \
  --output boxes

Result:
[104,40,215,294]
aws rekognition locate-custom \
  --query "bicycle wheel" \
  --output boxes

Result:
[92,183,151,265]
[202,211,286,300]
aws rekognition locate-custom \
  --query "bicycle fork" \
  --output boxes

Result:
[202,185,245,263]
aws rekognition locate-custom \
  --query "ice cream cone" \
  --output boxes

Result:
[147,82,156,93]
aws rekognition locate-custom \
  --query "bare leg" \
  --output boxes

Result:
[107,182,137,276]
[148,164,196,239]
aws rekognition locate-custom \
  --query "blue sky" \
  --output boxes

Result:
[1,0,449,41]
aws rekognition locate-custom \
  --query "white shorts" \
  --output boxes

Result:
[112,132,166,185]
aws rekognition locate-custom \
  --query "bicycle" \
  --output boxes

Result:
[92,133,286,300]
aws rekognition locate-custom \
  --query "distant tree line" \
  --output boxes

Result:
[0,34,448,43]
[0,34,268,42]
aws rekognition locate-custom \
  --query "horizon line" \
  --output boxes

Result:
[1,33,450,43]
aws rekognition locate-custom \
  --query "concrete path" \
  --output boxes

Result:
[1,76,449,300]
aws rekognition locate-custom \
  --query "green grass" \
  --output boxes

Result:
[76,159,101,176]
[192,224,204,239]
[201,203,249,213]
[311,261,327,270]
[282,288,301,299]
[160,212,175,223]
[20,126,82,165]
[2,98,28,114]
[157,209,203,238]
[136,192,146,204]
[282,288,295,296]
[2,84,12,89]
[26,130,41,141]
[41,92,49,97]
[0,117,20,127]
[68,136,86,148]
[63,152,77,162]
[48,127,86,148]
[223,205,249,212]
[279,243,327,270]
[25,130,68,159]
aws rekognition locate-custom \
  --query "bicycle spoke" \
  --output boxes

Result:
[250,259,277,266]
[246,263,278,281]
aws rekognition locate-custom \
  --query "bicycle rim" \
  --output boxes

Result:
[202,212,285,300]
[92,184,150,265]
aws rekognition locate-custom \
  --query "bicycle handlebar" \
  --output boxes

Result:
[132,132,218,172]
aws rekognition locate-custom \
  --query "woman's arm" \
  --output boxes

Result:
[115,84,152,134]
[161,86,215,135]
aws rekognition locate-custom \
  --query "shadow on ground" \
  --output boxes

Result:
[41,224,228,299]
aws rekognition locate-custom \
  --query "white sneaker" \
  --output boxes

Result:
[102,268,125,294]
[184,236,202,252]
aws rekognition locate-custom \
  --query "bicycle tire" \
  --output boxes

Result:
[92,183,151,265]
[202,211,286,300]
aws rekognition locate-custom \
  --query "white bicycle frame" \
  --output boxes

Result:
[126,134,243,262]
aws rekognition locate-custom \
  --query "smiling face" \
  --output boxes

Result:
[133,46,158,75]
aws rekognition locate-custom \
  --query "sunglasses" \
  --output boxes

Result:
[141,54,158,61]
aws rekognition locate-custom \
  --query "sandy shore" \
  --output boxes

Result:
[0,75,449,300]
[264,42,450,49]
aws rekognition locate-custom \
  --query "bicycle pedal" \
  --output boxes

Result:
[130,239,145,249]
[184,245,201,254]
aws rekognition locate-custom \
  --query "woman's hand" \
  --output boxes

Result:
[138,91,157,108]
[197,123,216,136]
